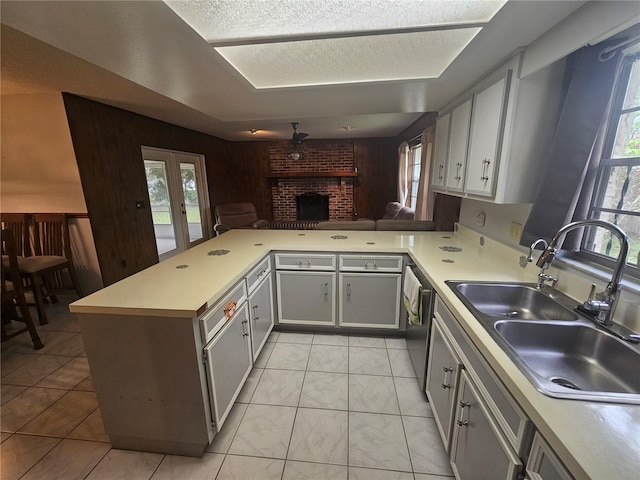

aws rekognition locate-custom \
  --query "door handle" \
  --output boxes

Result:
[441,366,453,389]
[457,400,470,426]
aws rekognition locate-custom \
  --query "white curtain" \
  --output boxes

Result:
[415,127,435,221]
[397,142,409,206]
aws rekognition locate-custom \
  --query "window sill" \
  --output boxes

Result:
[555,252,640,296]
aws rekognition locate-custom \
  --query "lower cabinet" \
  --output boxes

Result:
[427,295,574,480]
[248,273,274,360]
[426,318,462,451]
[203,303,252,430]
[339,272,401,329]
[451,370,523,480]
[276,271,336,325]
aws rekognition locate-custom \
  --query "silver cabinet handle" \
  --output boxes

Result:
[437,164,444,180]
[457,400,470,427]
[252,304,259,321]
[323,282,329,296]
[307,259,311,266]
[346,282,351,297]
[241,319,249,337]
[441,366,453,389]
[455,162,462,181]
[481,158,491,181]
[364,261,377,269]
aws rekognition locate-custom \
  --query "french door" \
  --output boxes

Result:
[142,146,210,261]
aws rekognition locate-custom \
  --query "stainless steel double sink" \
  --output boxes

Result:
[446,281,640,404]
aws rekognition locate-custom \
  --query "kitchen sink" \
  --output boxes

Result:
[446,281,640,404]
[495,321,640,402]
[452,282,578,321]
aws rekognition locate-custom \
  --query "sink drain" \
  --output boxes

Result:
[549,377,582,390]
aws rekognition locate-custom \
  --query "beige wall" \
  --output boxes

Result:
[1,93,103,293]
[1,93,86,212]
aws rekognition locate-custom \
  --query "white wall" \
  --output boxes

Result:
[458,199,532,249]
[1,93,103,293]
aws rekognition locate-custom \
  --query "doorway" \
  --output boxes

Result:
[142,146,210,261]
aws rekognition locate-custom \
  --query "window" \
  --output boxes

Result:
[408,143,422,211]
[584,50,640,269]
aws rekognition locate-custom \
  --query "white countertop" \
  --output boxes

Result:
[70,227,640,479]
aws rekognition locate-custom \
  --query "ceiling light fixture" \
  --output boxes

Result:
[250,128,259,134]
[342,125,353,131]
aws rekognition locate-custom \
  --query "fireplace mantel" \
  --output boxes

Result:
[265,171,358,179]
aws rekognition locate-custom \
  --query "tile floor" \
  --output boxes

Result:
[1,296,454,479]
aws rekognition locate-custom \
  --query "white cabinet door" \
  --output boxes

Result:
[445,98,472,192]
[204,304,252,430]
[431,111,451,190]
[338,272,401,329]
[451,370,523,480]
[465,74,510,196]
[276,271,336,325]
[248,274,274,360]
[426,317,463,451]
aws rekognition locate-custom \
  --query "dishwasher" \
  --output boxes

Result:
[405,264,435,391]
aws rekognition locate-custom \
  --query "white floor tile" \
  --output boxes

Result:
[85,448,164,480]
[217,455,285,480]
[253,341,275,368]
[388,349,417,378]
[349,347,392,376]
[236,368,264,403]
[394,377,433,417]
[265,343,311,370]
[307,345,349,373]
[299,372,348,410]
[207,402,248,454]
[349,336,387,348]
[384,337,408,349]
[403,416,453,475]
[283,460,347,480]
[349,466,415,480]
[229,404,296,458]
[151,452,224,480]
[288,408,348,465]
[349,412,412,472]
[349,374,400,415]
[250,368,304,406]
[312,334,349,346]
[277,332,314,344]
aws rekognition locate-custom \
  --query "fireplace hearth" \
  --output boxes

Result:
[296,192,330,221]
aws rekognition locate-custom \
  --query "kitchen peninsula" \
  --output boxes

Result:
[70,227,640,480]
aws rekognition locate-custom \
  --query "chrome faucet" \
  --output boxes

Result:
[527,238,557,288]
[533,219,637,342]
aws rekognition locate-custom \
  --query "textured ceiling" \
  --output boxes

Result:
[0,1,597,141]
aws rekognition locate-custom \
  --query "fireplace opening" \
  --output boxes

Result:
[296,192,330,221]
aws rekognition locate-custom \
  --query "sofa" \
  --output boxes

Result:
[315,219,435,231]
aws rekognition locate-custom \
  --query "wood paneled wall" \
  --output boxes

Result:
[63,94,399,285]
[353,138,399,220]
[63,94,232,285]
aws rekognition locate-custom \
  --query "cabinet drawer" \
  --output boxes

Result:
[200,282,247,344]
[339,254,403,272]
[275,253,336,271]
[435,296,532,456]
[246,256,271,294]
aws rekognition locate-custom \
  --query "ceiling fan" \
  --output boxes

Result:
[290,122,309,145]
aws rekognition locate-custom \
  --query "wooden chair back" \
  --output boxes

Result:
[31,214,76,291]
[0,213,31,257]
[1,228,44,349]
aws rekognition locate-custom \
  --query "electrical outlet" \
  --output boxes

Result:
[510,222,523,241]
[476,212,486,227]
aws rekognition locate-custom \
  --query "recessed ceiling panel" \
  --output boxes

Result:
[165,0,506,43]
[215,28,481,88]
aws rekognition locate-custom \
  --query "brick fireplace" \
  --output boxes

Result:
[269,141,355,222]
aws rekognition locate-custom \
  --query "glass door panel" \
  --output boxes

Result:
[142,147,210,261]
[145,160,178,257]
[180,161,204,244]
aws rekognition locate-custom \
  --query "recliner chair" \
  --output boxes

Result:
[382,202,415,220]
[213,203,269,236]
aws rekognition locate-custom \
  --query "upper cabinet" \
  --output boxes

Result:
[431,52,565,204]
